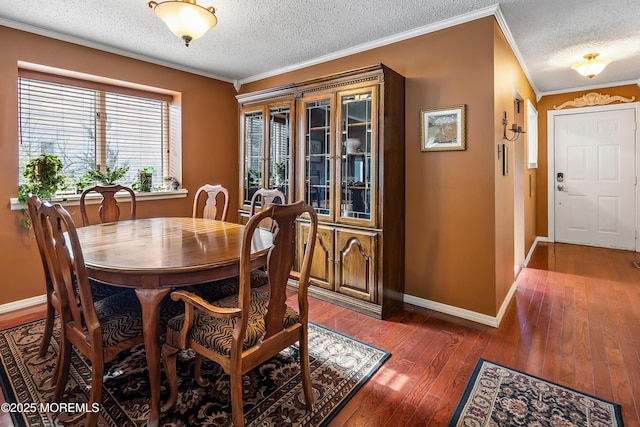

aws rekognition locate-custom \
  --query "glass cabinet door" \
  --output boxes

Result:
[267,105,292,202]
[241,108,264,208]
[301,96,333,219]
[337,88,376,226]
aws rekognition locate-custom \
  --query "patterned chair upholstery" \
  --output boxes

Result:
[162,201,318,427]
[167,289,299,356]
[89,281,128,301]
[189,270,270,303]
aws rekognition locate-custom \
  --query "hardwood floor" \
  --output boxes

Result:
[1,242,639,426]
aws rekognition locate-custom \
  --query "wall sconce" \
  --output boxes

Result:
[503,111,525,141]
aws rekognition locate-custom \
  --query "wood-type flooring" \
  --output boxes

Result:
[1,242,639,426]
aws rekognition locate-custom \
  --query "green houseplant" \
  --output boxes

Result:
[137,166,154,192]
[17,153,66,229]
[83,164,130,185]
[272,162,286,186]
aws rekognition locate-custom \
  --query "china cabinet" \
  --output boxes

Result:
[237,64,405,318]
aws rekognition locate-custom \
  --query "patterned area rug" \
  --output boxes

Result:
[0,319,389,426]
[449,358,624,426]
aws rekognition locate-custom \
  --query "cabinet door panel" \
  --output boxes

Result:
[299,223,334,291]
[336,87,378,227]
[299,95,335,221]
[240,107,265,210]
[335,229,377,302]
[267,103,294,203]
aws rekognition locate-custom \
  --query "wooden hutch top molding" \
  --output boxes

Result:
[236,84,296,106]
[236,64,386,105]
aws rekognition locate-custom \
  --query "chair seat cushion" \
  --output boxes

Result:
[188,277,241,302]
[189,270,271,302]
[94,291,144,347]
[89,279,127,301]
[167,289,299,357]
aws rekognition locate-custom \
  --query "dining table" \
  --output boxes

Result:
[75,217,273,427]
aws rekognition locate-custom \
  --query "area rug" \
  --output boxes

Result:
[0,319,389,426]
[449,358,624,426]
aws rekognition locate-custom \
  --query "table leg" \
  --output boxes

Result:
[135,288,171,427]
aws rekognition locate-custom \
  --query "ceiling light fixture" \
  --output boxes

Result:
[571,53,611,78]
[148,0,217,47]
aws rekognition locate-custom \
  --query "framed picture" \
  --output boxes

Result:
[420,104,466,151]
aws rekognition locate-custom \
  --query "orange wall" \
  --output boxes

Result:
[493,24,537,311]
[536,85,640,237]
[1,17,537,318]
[0,26,239,305]
[242,17,533,316]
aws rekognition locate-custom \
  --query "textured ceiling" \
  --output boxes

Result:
[0,0,638,95]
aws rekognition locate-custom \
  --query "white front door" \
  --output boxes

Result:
[554,108,636,250]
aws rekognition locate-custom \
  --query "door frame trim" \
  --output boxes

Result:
[547,102,639,251]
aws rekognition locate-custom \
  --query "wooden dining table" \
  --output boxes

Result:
[75,217,273,427]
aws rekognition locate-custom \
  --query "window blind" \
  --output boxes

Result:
[18,75,169,190]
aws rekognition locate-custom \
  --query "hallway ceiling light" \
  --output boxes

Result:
[571,53,611,78]
[148,0,217,47]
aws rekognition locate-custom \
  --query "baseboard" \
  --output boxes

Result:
[404,279,519,328]
[524,236,548,267]
[495,281,518,327]
[0,294,46,315]
[404,295,497,327]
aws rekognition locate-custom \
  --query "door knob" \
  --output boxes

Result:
[557,185,568,192]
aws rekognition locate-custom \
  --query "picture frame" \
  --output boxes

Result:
[420,104,466,152]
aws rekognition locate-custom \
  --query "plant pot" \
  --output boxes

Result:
[139,172,153,192]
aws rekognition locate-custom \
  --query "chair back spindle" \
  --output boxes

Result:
[80,184,136,226]
[249,187,287,231]
[192,184,230,221]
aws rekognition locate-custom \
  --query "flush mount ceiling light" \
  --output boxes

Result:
[571,53,612,78]
[148,0,217,47]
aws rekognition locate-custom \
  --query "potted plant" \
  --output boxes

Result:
[272,162,286,186]
[248,168,261,188]
[17,153,66,229]
[138,166,154,192]
[83,164,130,185]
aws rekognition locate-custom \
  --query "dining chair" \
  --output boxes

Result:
[80,184,136,226]
[189,186,275,302]
[162,201,318,427]
[249,187,287,235]
[26,195,124,360]
[192,184,230,221]
[35,200,146,427]
[249,187,286,216]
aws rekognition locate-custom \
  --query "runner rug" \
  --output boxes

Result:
[0,319,389,426]
[449,358,624,426]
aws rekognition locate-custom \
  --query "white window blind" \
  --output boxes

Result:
[18,72,170,189]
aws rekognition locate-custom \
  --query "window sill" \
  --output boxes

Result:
[9,188,188,211]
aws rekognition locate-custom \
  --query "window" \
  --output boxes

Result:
[18,70,172,191]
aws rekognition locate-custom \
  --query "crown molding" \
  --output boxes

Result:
[493,5,539,99]
[238,4,500,86]
[538,79,640,98]
[0,18,235,84]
